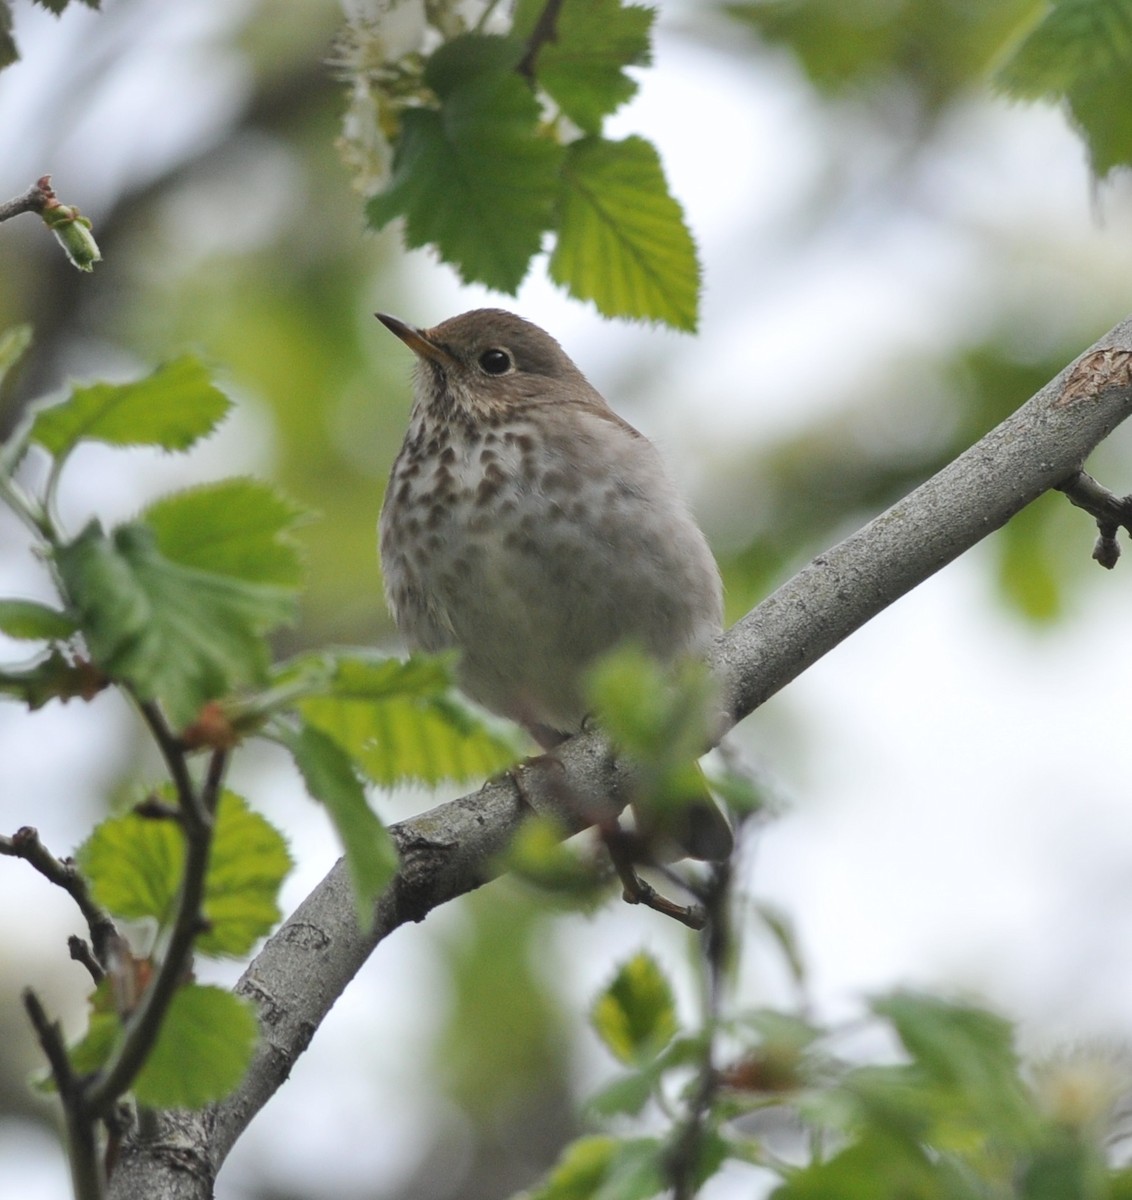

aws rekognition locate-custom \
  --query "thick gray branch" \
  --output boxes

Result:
[108,318,1132,1200]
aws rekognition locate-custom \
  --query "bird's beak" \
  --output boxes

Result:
[375,313,457,367]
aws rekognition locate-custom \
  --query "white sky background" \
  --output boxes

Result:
[4,1,1132,1197]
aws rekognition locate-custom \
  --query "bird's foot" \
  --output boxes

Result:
[601,822,707,931]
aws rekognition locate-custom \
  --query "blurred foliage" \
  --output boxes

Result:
[1,0,1132,1197]
[726,0,1042,113]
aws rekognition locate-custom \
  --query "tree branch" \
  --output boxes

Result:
[1056,469,1132,568]
[107,316,1132,1199]
[0,176,52,223]
[0,825,119,963]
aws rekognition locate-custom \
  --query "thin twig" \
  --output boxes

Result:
[24,988,106,1200]
[0,827,118,963]
[135,700,208,829]
[666,859,730,1200]
[0,176,52,224]
[84,751,226,1116]
[1056,469,1132,568]
[517,0,565,78]
[69,936,106,985]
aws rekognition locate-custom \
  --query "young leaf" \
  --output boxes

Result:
[591,952,678,1066]
[367,34,563,293]
[77,790,292,957]
[504,815,609,906]
[76,806,183,928]
[0,323,32,391]
[530,1135,665,1200]
[132,984,258,1109]
[142,477,308,587]
[278,720,399,925]
[0,598,77,641]
[586,1069,656,1118]
[871,991,1026,1110]
[532,0,654,134]
[995,0,1132,176]
[550,136,700,330]
[530,1135,619,1200]
[197,791,292,957]
[55,521,295,728]
[295,653,520,787]
[30,357,231,459]
[771,1129,940,1199]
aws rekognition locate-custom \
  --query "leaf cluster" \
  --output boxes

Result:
[532,951,1132,1200]
[0,0,99,72]
[0,329,520,1120]
[357,0,700,329]
[725,0,1132,178]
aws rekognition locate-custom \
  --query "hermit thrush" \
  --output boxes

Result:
[378,309,732,868]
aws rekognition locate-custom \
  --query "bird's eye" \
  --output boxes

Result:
[478,348,513,375]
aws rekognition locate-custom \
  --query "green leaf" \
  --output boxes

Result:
[76,790,292,957]
[533,0,654,134]
[587,1069,656,1118]
[133,984,258,1109]
[996,0,1132,176]
[871,991,1022,1097]
[504,815,609,906]
[0,2,17,71]
[55,520,295,728]
[77,806,183,928]
[591,952,678,1066]
[30,357,231,459]
[295,653,520,787]
[0,324,32,391]
[142,478,308,587]
[530,1135,620,1200]
[996,497,1063,623]
[530,1135,665,1200]
[770,1130,940,1199]
[66,986,118,1081]
[196,792,292,956]
[550,136,700,330]
[728,0,1037,111]
[0,598,77,641]
[585,646,727,856]
[594,1139,666,1200]
[367,33,563,293]
[995,0,1132,99]
[278,720,399,925]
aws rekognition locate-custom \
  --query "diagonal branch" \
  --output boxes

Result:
[107,316,1132,1200]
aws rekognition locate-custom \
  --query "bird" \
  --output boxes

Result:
[377,308,732,896]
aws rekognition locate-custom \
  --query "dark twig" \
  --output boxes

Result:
[0,826,118,963]
[1056,469,1132,569]
[0,176,52,223]
[135,700,208,828]
[69,936,105,985]
[666,857,731,1200]
[517,0,565,78]
[24,988,106,1200]
[84,749,227,1117]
